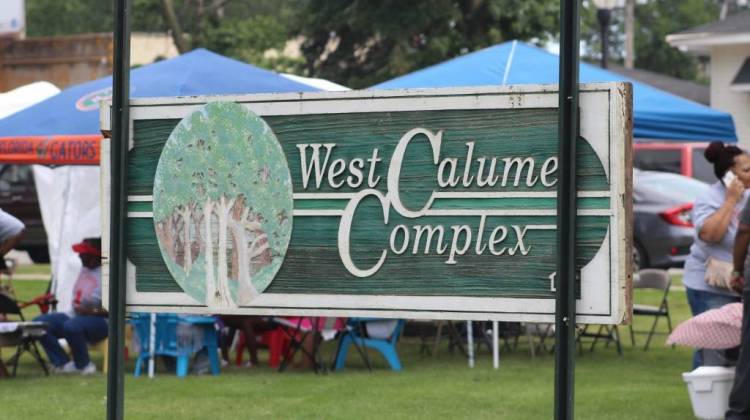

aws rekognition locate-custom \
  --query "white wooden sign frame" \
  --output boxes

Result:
[101,83,632,324]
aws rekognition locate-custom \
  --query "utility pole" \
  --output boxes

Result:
[625,0,634,69]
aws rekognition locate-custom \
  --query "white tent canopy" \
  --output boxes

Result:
[281,73,350,91]
[32,165,100,312]
[0,81,60,119]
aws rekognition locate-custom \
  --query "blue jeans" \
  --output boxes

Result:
[34,312,108,368]
[685,287,740,369]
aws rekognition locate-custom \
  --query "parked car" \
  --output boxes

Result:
[634,142,713,183]
[0,164,49,263]
[633,169,709,271]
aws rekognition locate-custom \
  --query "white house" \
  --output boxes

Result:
[667,10,750,145]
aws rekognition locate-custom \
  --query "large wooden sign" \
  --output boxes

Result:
[101,83,632,324]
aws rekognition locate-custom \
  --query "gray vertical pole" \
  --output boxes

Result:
[555,1,580,420]
[107,0,130,419]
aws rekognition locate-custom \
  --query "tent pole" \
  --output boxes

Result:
[107,0,130,419]
[554,1,580,420]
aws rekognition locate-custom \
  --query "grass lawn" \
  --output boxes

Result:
[13,263,52,277]
[1,276,698,420]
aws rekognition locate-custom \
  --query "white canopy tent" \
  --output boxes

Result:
[0,81,60,119]
[32,165,100,312]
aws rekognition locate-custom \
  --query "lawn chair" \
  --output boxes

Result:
[334,318,405,372]
[231,326,291,368]
[131,313,220,377]
[0,291,49,376]
[629,269,672,350]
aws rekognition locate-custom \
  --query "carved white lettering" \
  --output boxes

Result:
[328,159,347,188]
[446,225,472,265]
[412,225,447,254]
[367,148,382,187]
[489,226,508,256]
[541,157,558,187]
[462,142,475,187]
[438,158,459,187]
[475,157,499,187]
[338,190,389,277]
[390,225,410,254]
[297,143,335,189]
[388,128,442,218]
[509,225,531,256]
[347,158,365,188]
[501,157,539,187]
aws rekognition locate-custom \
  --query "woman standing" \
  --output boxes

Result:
[683,142,750,368]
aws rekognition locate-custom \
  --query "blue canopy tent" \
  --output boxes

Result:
[0,48,317,165]
[373,41,736,142]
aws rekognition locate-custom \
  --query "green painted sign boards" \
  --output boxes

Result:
[101,83,632,324]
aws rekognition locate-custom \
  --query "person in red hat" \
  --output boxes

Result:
[35,237,107,375]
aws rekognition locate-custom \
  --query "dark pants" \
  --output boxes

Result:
[34,312,108,369]
[727,286,750,420]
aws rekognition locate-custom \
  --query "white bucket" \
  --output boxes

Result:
[682,366,736,419]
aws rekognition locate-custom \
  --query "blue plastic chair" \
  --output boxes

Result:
[334,318,405,371]
[130,313,220,377]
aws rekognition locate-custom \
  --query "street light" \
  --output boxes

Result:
[592,0,623,69]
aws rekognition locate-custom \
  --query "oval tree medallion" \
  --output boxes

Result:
[153,101,293,308]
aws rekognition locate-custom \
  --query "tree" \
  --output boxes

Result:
[26,0,165,37]
[158,0,304,72]
[153,102,293,308]
[295,0,559,88]
[633,0,721,81]
[580,0,729,82]
[26,0,303,72]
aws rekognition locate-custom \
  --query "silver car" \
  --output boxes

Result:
[633,169,710,270]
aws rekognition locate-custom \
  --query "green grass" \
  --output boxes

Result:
[1,279,697,420]
[13,263,51,277]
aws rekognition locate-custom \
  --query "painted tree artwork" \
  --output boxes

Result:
[153,101,293,308]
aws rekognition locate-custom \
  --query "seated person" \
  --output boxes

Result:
[219,315,276,367]
[0,207,25,273]
[35,238,107,374]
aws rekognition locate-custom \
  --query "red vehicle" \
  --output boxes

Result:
[633,142,713,184]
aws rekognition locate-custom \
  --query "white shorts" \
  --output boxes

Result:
[0,208,25,243]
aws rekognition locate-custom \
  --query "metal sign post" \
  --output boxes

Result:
[107,0,130,419]
[555,1,581,419]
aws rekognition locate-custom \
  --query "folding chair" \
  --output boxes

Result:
[523,323,555,357]
[629,269,672,350]
[0,292,49,376]
[576,324,623,355]
[274,317,344,373]
[334,318,405,371]
[431,320,468,356]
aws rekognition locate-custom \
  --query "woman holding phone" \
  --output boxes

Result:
[683,141,750,367]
